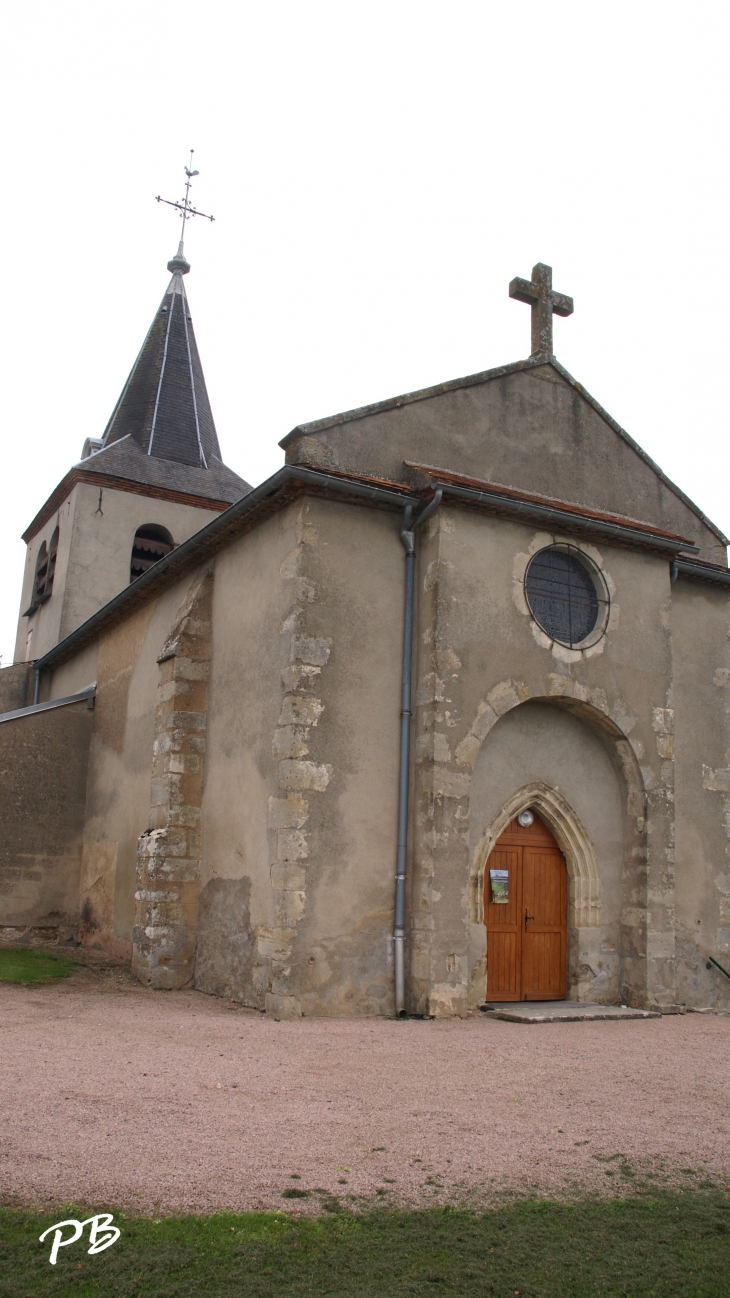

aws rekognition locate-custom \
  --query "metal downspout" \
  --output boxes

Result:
[33,667,41,705]
[394,489,443,1016]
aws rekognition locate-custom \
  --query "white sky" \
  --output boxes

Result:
[1,1,728,664]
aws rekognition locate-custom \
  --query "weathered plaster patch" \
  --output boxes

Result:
[703,766,730,792]
[280,695,324,727]
[428,981,468,1018]
[417,732,452,763]
[282,665,321,692]
[268,794,309,829]
[272,726,310,759]
[435,647,462,672]
[417,672,446,705]
[279,759,333,792]
[421,768,471,799]
[292,636,331,666]
[262,512,336,1017]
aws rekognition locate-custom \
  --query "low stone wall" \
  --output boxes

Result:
[0,699,93,942]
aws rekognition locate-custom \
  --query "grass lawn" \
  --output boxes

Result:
[1,1190,729,1296]
[0,947,73,985]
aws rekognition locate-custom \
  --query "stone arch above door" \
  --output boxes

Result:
[470,781,601,930]
[461,694,645,1008]
[412,672,652,1014]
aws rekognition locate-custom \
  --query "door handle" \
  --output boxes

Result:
[524,909,534,931]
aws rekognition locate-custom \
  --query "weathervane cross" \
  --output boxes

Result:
[509,263,573,356]
[156,150,214,271]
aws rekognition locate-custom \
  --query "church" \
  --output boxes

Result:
[2,239,730,1019]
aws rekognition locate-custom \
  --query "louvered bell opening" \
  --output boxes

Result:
[130,525,175,583]
[34,556,49,602]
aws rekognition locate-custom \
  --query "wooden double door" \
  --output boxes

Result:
[485,813,567,1002]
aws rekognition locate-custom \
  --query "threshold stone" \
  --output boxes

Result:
[480,1000,662,1023]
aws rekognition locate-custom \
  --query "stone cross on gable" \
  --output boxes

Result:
[509,263,574,356]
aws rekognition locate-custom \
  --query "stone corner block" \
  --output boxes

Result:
[265,992,302,1020]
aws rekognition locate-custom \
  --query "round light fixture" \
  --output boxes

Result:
[517,809,534,828]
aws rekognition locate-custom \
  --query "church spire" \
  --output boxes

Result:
[101,155,220,469]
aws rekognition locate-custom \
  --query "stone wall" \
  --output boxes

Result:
[132,570,213,989]
[0,699,93,942]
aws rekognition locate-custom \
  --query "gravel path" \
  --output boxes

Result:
[1,966,729,1214]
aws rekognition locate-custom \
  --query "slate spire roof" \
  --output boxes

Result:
[101,244,221,468]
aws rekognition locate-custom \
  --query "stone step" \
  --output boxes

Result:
[480,1000,662,1023]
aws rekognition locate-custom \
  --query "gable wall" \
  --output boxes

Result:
[409,505,677,1012]
[294,366,724,563]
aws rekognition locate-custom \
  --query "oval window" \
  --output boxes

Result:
[524,545,609,649]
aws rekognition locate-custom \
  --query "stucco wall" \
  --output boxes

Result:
[285,498,402,1015]
[46,644,99,702]
[15,481,225,663]
[0,699,93,941]
[672,577,730,1010]
[198,497,403,1016]
[197,508,297,1001]
[0,664,34,712]
[70,580,203,953]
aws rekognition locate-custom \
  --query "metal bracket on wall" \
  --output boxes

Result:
[706,955,730,982]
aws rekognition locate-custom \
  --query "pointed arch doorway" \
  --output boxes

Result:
[485,812,567,1002]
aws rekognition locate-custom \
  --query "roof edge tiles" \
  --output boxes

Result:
[35,464,703,676]
[405,461,701,550]
[280,353,728,548]
[673,557,730,587]
[22,468,241,544]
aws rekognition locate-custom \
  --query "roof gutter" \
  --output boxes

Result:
[35,460,705,679]
[425,479,700,556]
[35,466,416,673]
[672,559,730,587]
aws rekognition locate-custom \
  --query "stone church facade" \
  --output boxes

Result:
[2,255,730,1018]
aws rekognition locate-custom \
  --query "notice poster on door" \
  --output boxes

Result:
[489,868,509,904]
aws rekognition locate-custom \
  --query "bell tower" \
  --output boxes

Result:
[15,160,250,664]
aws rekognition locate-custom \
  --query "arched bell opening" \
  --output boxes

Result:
[26,525,59,614]
[130,525,174,583]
